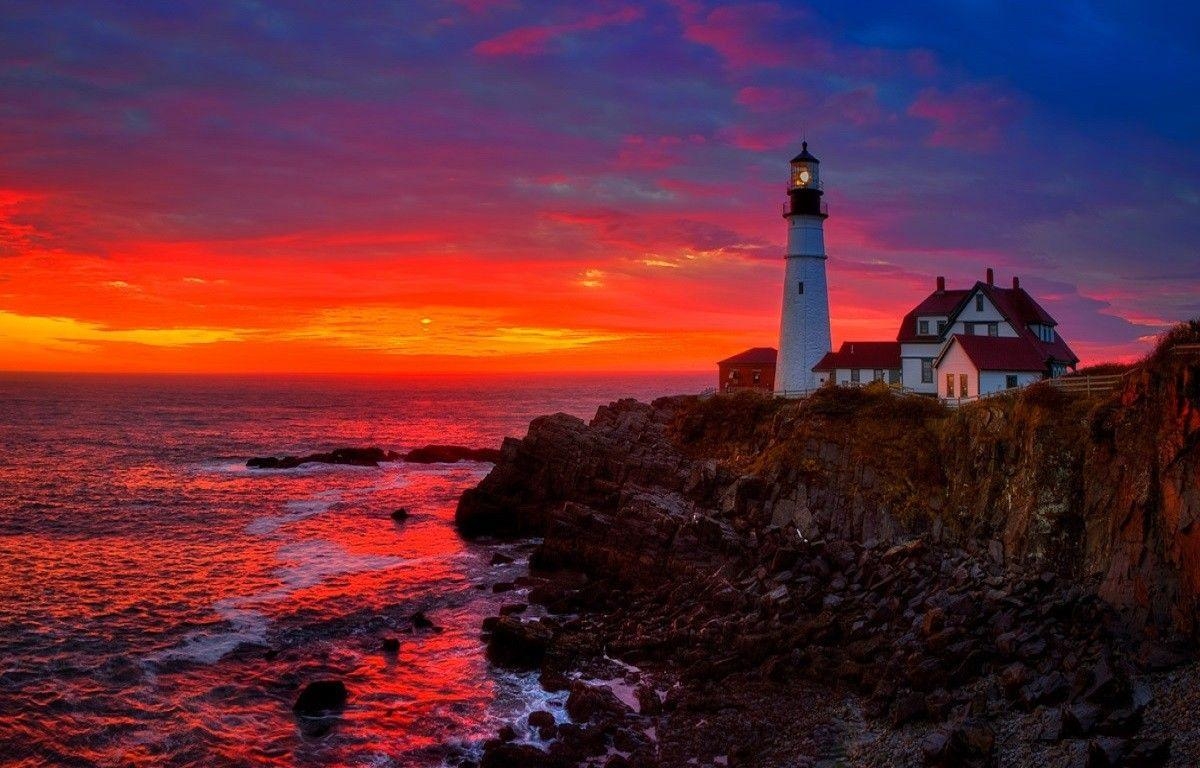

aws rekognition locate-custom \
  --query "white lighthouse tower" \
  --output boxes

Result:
[775,142,832,394]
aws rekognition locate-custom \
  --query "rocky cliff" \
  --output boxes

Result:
[460,325,1200,642]
[456,322,1199,767]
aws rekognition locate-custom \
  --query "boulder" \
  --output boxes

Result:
[293,680,348,716]
[565,681,630,723]
[487,617,553,669]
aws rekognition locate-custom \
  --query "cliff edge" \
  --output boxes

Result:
[456,322,1199,766]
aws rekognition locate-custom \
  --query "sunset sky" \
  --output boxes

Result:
[1,1,1198,373]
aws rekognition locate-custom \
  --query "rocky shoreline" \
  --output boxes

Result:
[454,325,1200,767]
[246,444,500,469]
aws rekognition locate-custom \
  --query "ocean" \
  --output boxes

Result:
[0,372,710,767]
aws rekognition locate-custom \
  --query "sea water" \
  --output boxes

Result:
[0,372,707,767]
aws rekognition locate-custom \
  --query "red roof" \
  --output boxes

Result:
[895,279,1078,366]
[896,289,971,342]
[718,347,777,366]
[977,283,1078,365]
[812,341,901,371]
[938,334,1048,372]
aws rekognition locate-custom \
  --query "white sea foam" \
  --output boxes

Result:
[245,490,342,535]
[149,599,270,666]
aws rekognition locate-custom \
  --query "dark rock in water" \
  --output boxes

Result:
[403,444,502,464]
[499,603,527,616]
[248,447,400,470]
[498,725,517,742]
[411,610,435,630]
[293,680,348,716]
[391,508,409,521]
[492,581,516,593]
[529,710,556,729]
[382,637,400,653]
[490,552,515,566]
[486,617,552,669]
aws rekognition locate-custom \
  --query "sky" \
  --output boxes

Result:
[1,0,1198,373]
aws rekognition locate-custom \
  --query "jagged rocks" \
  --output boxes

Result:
[565,681,630,723]
[459,331,1200,765]
[921,719,995,767]
[486,617,553,669]
[248,447,399,469]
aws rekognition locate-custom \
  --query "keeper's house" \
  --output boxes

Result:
[877,267,1076,400]
[716,267,1078,401]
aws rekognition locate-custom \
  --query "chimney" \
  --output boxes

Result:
[1012,275,1020,290]
[936,275,945,293]
[986,267,994,285]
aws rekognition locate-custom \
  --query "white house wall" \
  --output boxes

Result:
[950,291,1017,337]
[979,371,1041,394]
[900,341,943,393]
[934,341,978,399]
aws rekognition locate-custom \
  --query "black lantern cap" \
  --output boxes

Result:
[790,141,819,164]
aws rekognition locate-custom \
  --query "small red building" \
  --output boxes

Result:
[717,347,777,393]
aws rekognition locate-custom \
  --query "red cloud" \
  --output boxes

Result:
[908,84,1022,152]
[676,2,792,69]
[474,7,643,56]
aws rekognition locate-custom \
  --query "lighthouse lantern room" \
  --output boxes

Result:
[775,142,833,393]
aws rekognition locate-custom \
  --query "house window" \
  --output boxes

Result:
[850,369,860,383]
[729,369,739,380]
[918,320,930,335]
[964,324,974,335]
[988,322,999,337]
[889,369,901,385]
[921,359,933,383]
[752,370,761,384]
[798,281,804,295]
[959,373,969,398]
[975,295,984,311]
[945,373,954,397]
[936,320,946,335]
[1006,374,1018,389]
[873,369,884,382]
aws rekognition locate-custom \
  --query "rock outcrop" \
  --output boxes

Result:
[459,322,1200,767]
[247,447,400,469]
[458,325,1200,641]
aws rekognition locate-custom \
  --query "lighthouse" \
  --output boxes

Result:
[775,142,832,394]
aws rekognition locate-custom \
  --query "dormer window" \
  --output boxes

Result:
[975,295,984,312]
[918,320,929,335]
[1030,324,1055,342]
